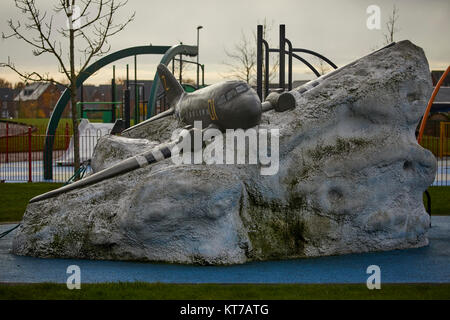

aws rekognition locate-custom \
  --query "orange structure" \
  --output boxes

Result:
[417,66,450,144]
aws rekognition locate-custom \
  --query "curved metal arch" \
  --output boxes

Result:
[269,48,322,78]
[292,48,338,70]
[290,52,321,77]
[43,44,197,180]
[147,44,198,117]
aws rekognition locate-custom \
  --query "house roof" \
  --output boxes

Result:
[13,82,51,102]
[431,71,450,86]
[0,88,16,101]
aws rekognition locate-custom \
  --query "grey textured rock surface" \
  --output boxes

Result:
[91,135,159,172]
[12,40,436,264]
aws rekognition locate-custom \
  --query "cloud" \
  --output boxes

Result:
[0,0,448,85]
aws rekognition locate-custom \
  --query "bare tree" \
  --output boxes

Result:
[1,0,134,175]
[223,18,278,85]
[316,57,331,76]
[171,56,195,84]
[384,5,400,44]
[223,31,256,84]
[0,78,13,88]
[14,81,25,90]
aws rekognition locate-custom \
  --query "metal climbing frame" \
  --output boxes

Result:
[147,45,198,118]
[43,44,198,180]
[256,24,338,101]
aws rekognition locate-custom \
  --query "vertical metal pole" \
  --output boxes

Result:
[263,40,270,99]
[179,54,183,84]
[124,89,130,129]
[80,84,84,119]
[28,126,32,183]
[286,38,293,91]
[196,26,203,89]
[440,122,444,159]
[111,65,116,123]
[126,64,129,125]
[44,137,52,181]
[201,64,205,87]
[134,55,138,125]
[142,84,146,121]
[65,122,70,149]
[126,64,129,89]
[279,24,285,91]
[5,122,8,163]
[137,85,140,124]
[256,24,263,101]
[197,28,200,88]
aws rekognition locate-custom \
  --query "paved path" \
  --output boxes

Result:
[1,217,449,284]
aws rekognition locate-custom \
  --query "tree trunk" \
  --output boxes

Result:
[69,6,80,177]
[70,82,80,176]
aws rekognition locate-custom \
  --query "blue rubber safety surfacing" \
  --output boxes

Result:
[1,216,449,284]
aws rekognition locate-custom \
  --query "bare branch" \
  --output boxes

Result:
[76,0,135,73]
[223,31,256,83]
[2,0,134,175]
[384,5,400,44]
[223,19,278,85]
[2,0,70,79]
[0,60,67,88]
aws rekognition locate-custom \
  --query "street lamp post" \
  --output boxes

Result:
[196,25,203,89]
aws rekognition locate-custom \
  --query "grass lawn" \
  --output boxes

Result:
[0,185,448,300]
[0,118,73,152]
[2,118,132,135]
[425,186,450,216]
[0,283,449,300]
[0,118,134,152]
[0,183,63,222]
[2,118,74,135]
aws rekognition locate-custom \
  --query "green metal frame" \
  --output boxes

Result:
[147,44,198,117]
[76,101,122,122]
[43,44,197,180]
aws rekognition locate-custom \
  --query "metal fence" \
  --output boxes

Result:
[0,119,449,185]
[0,122,107,183]
[419,120,450,186]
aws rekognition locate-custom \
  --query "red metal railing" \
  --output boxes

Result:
[0,118,448,185]
[0,122,108,183]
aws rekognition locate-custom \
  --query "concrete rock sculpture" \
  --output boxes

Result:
[12,40,436,264]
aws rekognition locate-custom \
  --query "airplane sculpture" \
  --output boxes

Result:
[29,64,296,203]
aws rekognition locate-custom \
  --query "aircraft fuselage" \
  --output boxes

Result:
[175,80,262,130]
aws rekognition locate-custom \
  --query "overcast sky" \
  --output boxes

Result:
[0,0,449,85]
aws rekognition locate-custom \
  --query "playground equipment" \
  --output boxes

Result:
[77,101,123,123]
[30,65,296,203]
[56,119,113,166]
[417,66,449,216]
[123,63,295,133]
[43,44,199,180]
[256,24,338,100]
[418,65,450,144]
